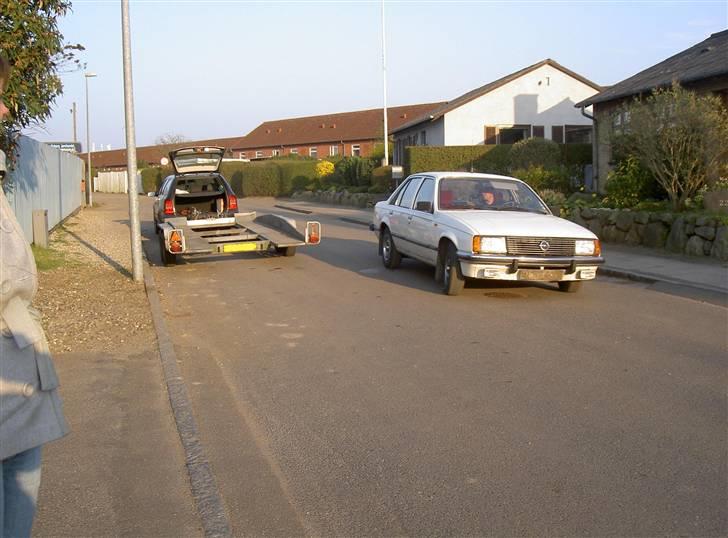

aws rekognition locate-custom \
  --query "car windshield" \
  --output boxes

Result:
[438,177,549,214]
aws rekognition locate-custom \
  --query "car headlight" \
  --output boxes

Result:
[575,239,600,256]
[473,236,507,254]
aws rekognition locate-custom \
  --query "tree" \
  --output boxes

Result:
[614,84,728,211]
[154,133,188,162]
[0,1,84,161]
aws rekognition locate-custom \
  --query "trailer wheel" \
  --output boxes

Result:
[276,246,297,257]
[159,234,177,266]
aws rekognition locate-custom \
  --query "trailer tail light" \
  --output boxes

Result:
[305,221,321,245]
[164,199,175,215]
[227,195,238,211]
[169,230,184,253]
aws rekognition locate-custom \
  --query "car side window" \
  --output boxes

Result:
[413,178,434,212]
[391,178,411,206]
[398,177,423,209]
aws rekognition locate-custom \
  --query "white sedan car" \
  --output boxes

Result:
[371,172,604,295]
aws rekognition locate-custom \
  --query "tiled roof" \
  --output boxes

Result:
[392,59,602,133]
[78,135,246,169]
[232,103,444,150]
[577,29,728,107]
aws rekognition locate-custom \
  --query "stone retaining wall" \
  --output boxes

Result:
[567,207,728,261]
[291,190,387,208]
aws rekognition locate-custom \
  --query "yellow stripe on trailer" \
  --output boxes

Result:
[222,242,260,253]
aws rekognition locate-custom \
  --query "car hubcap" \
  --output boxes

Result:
[383,237,391,261]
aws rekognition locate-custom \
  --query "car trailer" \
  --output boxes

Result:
[157,211,321,265]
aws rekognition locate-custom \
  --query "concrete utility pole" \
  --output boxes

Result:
[121,0,143,282]
[381,0,389,166]
[71,102,77,144]
[84,73,96,206]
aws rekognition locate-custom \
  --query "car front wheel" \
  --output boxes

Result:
[381,228,401,269]
[441,243,465,296]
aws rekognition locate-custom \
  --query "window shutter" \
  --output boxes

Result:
[484,126,497,145]
[551,125,564,143]
[533,126,544,138]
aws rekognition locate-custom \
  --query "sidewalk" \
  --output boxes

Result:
[32,194,202,537]
[276,199,728,301]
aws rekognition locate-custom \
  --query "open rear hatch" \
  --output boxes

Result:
[170,146,224,174]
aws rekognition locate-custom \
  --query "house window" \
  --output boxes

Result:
[330,145,339,156]
[498,125,530,144]
[255,150,263,159]
[532,126,545,138]
[551,125,564,143]
[351,144,361,157]
[272,149,281,157]
[484,126,497,144]
[565,125,592,144]
[290,148,298,155]
[420,130,427,146]
[309,147,317,157]
[238,152,246,159]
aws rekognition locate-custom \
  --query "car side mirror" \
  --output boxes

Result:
[415,200,433,213]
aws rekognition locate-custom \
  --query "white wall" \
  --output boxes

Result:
[443,64,598,145]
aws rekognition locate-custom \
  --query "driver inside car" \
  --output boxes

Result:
[475,184,498,208]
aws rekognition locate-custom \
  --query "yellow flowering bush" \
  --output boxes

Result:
[315,160,335,179]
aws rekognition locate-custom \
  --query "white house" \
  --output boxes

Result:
[391,59,602,165]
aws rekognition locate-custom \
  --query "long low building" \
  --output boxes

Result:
[79,102,443,171]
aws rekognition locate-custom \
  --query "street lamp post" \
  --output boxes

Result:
[381,0,389,166]
[84,72,97,206]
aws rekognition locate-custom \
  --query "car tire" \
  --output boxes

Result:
[558,281,582,293]
[276,246,296,257]
[159,234,177,266]
[441,243,465,296]
[381,228,401,269]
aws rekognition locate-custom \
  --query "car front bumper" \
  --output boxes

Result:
[457,252,605,281]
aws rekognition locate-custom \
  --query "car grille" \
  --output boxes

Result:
[506,237,575,256]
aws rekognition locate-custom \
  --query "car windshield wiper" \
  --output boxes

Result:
[495,206,548,214]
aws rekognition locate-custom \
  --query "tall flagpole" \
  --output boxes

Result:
[381,0,389,166]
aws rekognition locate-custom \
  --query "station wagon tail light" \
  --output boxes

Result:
[168,230,184,253]
[163,199,175,215]
[306,221,321,245]
[474,236,507,254]
[575,239,600,256]
[227,194,238,211]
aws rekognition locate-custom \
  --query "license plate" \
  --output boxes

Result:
[222,242,258,253]
[518,269,565,281]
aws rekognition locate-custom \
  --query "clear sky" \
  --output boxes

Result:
[27,0,727,151]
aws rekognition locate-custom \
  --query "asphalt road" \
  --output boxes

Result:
[143,197,727,537]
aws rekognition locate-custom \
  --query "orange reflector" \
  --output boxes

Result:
[594,239,602,256]
[306,222,321,244]
[472,236,481,253]
[168,230,184,253]
[170,231,182,242]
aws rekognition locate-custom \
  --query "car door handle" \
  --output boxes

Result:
[407,216,413,221]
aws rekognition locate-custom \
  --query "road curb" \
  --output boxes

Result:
[273,204,313,215]
[142,261,232,538]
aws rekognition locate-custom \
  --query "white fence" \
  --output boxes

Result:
[94,170,142,194]
[5,135,84,243]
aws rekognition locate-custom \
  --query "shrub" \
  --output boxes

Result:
[510,138,561,170]
[604,156,660,208]
[333,156,374,187]
[511,165,570,194]
[539,189,567,207]
[141,166,172,193]
[315,160,335,179]
[371,166,393,193]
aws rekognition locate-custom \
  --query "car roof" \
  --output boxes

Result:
[414,171,526,183]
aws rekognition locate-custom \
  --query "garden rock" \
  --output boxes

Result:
[703,240,713,256]
[616,211,634,232]
[694,226,716,241]
[665,217,688,253]
[626,224,644,245]
[685,235,705,256]
[634,211,649,224]
[581,207,596,220]
[695,216,715,227]
[710,226,728,261]
[643,222,669,248]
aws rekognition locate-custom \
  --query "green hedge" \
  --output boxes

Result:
[141,166,172,193]
[405,144,591,176]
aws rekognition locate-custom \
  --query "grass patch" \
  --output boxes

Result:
[32,245,67,271]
